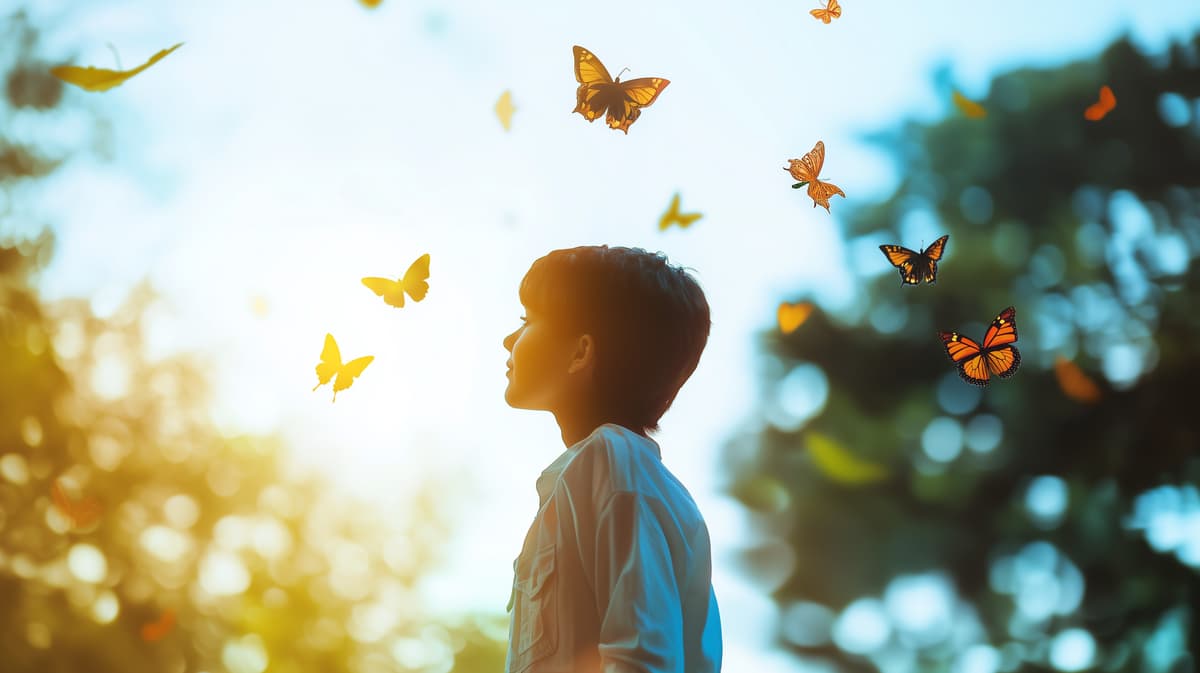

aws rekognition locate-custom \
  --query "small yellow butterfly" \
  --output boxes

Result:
[313,334,374,402]
[495,90,516,131]
[777,301,814,334]
[51,43,183,92]
[658,193,702,231]
[952,90,987,118]
[362,253,431,309]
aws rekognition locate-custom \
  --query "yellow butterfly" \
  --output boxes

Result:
[362,253,431,309]
[658,193,702,231]
[810,0,842,24]
[495,90,516,131]
[777,301,814,334]
[51,42,183,92]
[784,141,846,213]
[573,45,670,134]
[313,334,374,402]
[952,90,987,118]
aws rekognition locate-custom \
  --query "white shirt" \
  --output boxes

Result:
[505,423,723,673]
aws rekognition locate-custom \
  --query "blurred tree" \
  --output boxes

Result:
[0,10,507,673]
[728,33,1200,673]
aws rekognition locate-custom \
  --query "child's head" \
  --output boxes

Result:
[502,245,710,435]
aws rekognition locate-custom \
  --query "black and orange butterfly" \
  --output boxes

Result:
[938,306,1021,386]
[572,45,669,134]
[879,234,949,285]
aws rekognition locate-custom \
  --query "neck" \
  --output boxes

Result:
[553,407,609,448]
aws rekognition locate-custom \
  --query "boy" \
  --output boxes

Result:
[501,245,722,673]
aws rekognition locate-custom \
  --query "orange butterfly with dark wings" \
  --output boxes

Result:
[811,0,842,23]
[573,45,670,134]
[939,306,1021,386]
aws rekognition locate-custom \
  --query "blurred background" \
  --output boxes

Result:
[2,0,1199,671]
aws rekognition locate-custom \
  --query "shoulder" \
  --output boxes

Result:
[563,425,702,519]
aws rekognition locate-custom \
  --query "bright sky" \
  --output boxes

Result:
[21,0,1200,670]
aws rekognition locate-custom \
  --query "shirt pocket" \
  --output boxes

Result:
[509,542,559,673]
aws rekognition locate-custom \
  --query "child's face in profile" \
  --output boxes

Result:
[502,307,577,411]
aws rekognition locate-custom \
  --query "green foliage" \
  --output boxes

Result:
[731,34,1200,672]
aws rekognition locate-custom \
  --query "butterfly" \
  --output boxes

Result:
[938,306,1021,386]
[51,480,103,529]
[1054,355,1102,403]
[141,608,176,642]
[784,141,846,213]
[51,43,183,92]
[777,301,814,334]
[495,90,516,131]
[572,45,670,134]
[658,193,702,231]
[1084,85,1116,121]
[879,235,949,285]
[810,0,842,23]
[952,91,986,118]
[313,334,374,402]
[362,253,430,309]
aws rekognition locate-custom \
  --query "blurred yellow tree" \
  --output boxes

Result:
[0,10,507,673]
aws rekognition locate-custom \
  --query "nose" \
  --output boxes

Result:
[503,329,517,352]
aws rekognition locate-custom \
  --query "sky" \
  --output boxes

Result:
[16,0,1200,670]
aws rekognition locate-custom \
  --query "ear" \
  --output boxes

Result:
[566,333,595,375]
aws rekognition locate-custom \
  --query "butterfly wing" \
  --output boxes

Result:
[573,45,614,86]
[1084,85,1116,120]
[810,0,840,23]
[806,179,845,213]
[400,253,431,303]
[940,331,992,385]
[314,334,342,389]
[573,46,614,123]
[659,193,681,231]
[605,77,670,134]
[979,306,1020,379]
[363,276,406,308]
[786,141,826,183]
[922,235,949,262]
[879,245,924,285]
[332,355,374,401]
[983,346,1021,380]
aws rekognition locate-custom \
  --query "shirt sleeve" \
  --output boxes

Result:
[593,490,685,673]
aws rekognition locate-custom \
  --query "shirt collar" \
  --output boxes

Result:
[534,424,662,504]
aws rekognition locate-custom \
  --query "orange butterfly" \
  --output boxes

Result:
[811,0,842,23]
[938,307,1021,386]
[572,45,669,134]
[1054,355,1102,403]
[51,480,103,529]
[141,608,176,642]
[1084,85,1116,121]
[784,141,846,213]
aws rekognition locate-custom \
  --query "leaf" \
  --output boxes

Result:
[1084,85,1116,121]
[777,301,814,334]
[494,90,516,131]
[952,90,987,118]
[51,42,183,92]
[730,475,791,513]
[806,432,889,485]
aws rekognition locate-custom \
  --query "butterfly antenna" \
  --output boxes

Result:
[616,66,630,82]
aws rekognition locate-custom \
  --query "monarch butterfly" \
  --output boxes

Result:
[879,235,949,285]
[658,192,702,231]
[938,306,1021,386]
[1084,85,1116,121]
[784,141,846,213]
[811,0,842,23]
[313,333,374,402]
[362,253,430,309]
[572,45,670,134]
